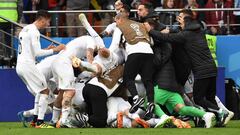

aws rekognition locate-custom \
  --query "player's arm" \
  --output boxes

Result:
[31,32,53,57]
[144,22,186,44]
[149,29,186,44]
[86,48,94,63]
[103,22,117,36]
[31,32,65,57]
[109,28,122,52]
[71,56,102,76]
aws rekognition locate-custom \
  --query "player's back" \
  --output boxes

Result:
[17,24,40,64]
[93,51,120,73]
[58,35,97,59]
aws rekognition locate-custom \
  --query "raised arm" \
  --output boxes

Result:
[86,48,94,64]
[144,22,186,44]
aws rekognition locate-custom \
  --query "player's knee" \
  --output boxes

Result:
[62,97,71,107]
[53,98,62,108]
[65,90,76,98]
[174,104,185,113]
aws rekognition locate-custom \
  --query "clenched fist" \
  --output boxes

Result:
[71,56,81,68]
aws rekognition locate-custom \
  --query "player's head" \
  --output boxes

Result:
[115,12,128,26]
[137,2,154,18]
[178,8,194,20]
[115,0,123,11]
[162,0,175,9]
[177,8,194,28]
[145,18,159,30]
[180,8,193,16]
[119,4,131,17]
[35,10,51,29]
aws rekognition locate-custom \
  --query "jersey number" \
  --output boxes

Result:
[18,37,22,54]
[130,23,143,36]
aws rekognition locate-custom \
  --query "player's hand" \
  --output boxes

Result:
[47,44,56,49]
[71,56,81,68]
[52,44,65,52]
[210,26,218,35]
[161,27,170,34]
[176,15,184,24]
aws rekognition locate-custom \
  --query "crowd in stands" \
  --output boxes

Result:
[20,0,240,36]
[0,0,239,67]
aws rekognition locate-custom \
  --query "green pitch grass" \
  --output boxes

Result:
[1,121,240,135]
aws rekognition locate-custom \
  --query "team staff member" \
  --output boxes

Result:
[144,9,229,126]
[115,13,155,120]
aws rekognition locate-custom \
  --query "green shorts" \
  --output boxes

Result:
[154,85,184,113]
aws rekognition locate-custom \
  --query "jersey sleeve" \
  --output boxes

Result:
[86,36,98,50]
[112,51,124,65]
[109,28,122,52]
[93,56,105,73]
[30,30,53,57]
[104,22,117,34]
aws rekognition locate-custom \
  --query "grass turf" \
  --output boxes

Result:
[0,121,240,135]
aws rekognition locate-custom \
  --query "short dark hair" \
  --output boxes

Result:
[122,4,130,14]
[145,18,159,29]
[115,12,128,20]
[36,10,51,20]
[140,2,154,13]
[180,8,194,18]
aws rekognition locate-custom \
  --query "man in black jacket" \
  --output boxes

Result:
[137,2,191,86]
[144,9,229,126]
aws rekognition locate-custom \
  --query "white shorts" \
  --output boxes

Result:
[52,57,75,90]
[16,62,48,94]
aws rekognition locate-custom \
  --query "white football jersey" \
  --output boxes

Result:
[93,51,120,73]
[17,24,53,64]
[88,51,123,96]
[58,35,98,59]
[36,55,57,81]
